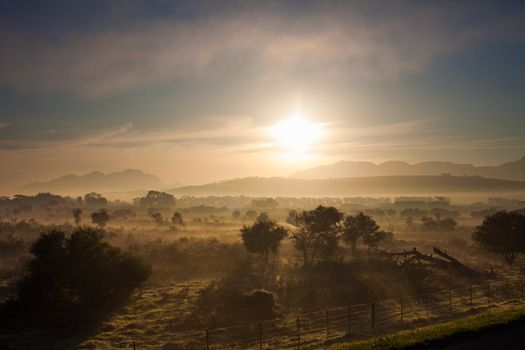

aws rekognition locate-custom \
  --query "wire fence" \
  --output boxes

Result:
[194,278,525,350]
[39,277,525,349]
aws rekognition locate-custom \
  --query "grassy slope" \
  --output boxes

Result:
[329,304,525,350]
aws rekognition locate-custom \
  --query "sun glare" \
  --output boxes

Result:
[271,113,323,152]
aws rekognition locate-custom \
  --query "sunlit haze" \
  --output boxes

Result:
[3,3,525,349]
[271,112,323,157]
[0,0,524,192]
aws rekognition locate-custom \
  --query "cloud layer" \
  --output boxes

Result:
[1,1,523,97]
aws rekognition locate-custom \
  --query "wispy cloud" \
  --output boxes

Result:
[0,116,268,152]
[0,2,523,97]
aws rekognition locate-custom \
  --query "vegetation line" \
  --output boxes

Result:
[329,304,525,350]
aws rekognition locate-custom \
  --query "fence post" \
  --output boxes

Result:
[296,315,301,350]
[521,279,523,298]
[449,290,452,313]
[326,310,329,341]
[425,297,429,317]
[347,306,351,335]
[506,279,510,299]
[206,330,210,350]
[487,283,491,304]
[371,302,375,331]
[259,322,262,350]
[133,341,136,350]
[469,287,473,306]
[400,297,404,323]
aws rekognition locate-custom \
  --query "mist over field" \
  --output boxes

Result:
[1,1,525,349]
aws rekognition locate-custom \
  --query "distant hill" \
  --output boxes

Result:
[291,156,525,181]
[21,169,164,195]
[167,175,525,197]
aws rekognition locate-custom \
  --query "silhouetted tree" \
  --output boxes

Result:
[150,212,164,226]
[16,228,150,326]
[250,198,278,208]
[421,216,457,231]
[83,192,107,207]
[91,208,109,227]
[287,206,343,265]
[241,213,287,267]
[342,212,380,253]
[72,208,82,226]
[362,229,392,252]
[440,217,457,231]
[472,211,525,265]
[136,191,175,208]
[170,212,185,228]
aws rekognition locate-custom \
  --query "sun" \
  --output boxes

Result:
[271,113,323,152]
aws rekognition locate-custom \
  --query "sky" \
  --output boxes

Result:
[1,0,525,192]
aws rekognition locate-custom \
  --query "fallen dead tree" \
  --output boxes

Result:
[383,246,480,277]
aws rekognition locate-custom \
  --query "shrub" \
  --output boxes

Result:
[14,228,151,327]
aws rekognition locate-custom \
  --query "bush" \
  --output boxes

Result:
[14,228,151,327]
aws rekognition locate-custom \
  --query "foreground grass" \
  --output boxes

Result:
[329,303,525,350]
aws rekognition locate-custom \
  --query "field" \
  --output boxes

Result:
[1,194,525,349]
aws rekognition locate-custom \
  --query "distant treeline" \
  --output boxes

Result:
[1,191,524,220]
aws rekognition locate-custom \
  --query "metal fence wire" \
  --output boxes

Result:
[197,277,525,350]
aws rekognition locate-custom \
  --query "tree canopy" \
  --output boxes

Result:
[16,228,151,326]
[136,191,175,208]
[83,192,107,207]
[287,206,343,265]
[91,208,110,227]
[240,213,287,266]
[472,210,525,265]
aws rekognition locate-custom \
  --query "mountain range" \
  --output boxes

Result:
[291,156,525,181]
[18,156,525,197]
[21,169,164,195]
[167,175,525,197]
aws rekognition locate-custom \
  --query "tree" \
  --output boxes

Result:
[440,217,457,231]
[245,210,258,220]
[16,228,150,326]
[170,212,185,229]
[362,229,392,252]
[421,215,457,232]
[287,206,343,265]
[150,212,164,226]
[83,192,107,207]
[232,210,241,220]
[72,208,82,226]
[342,212,382,253]
[240,213,287,266]
[91,209,110,227]
[250,198,278,208]
[136,191,175,208]
[472,211,525,265]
